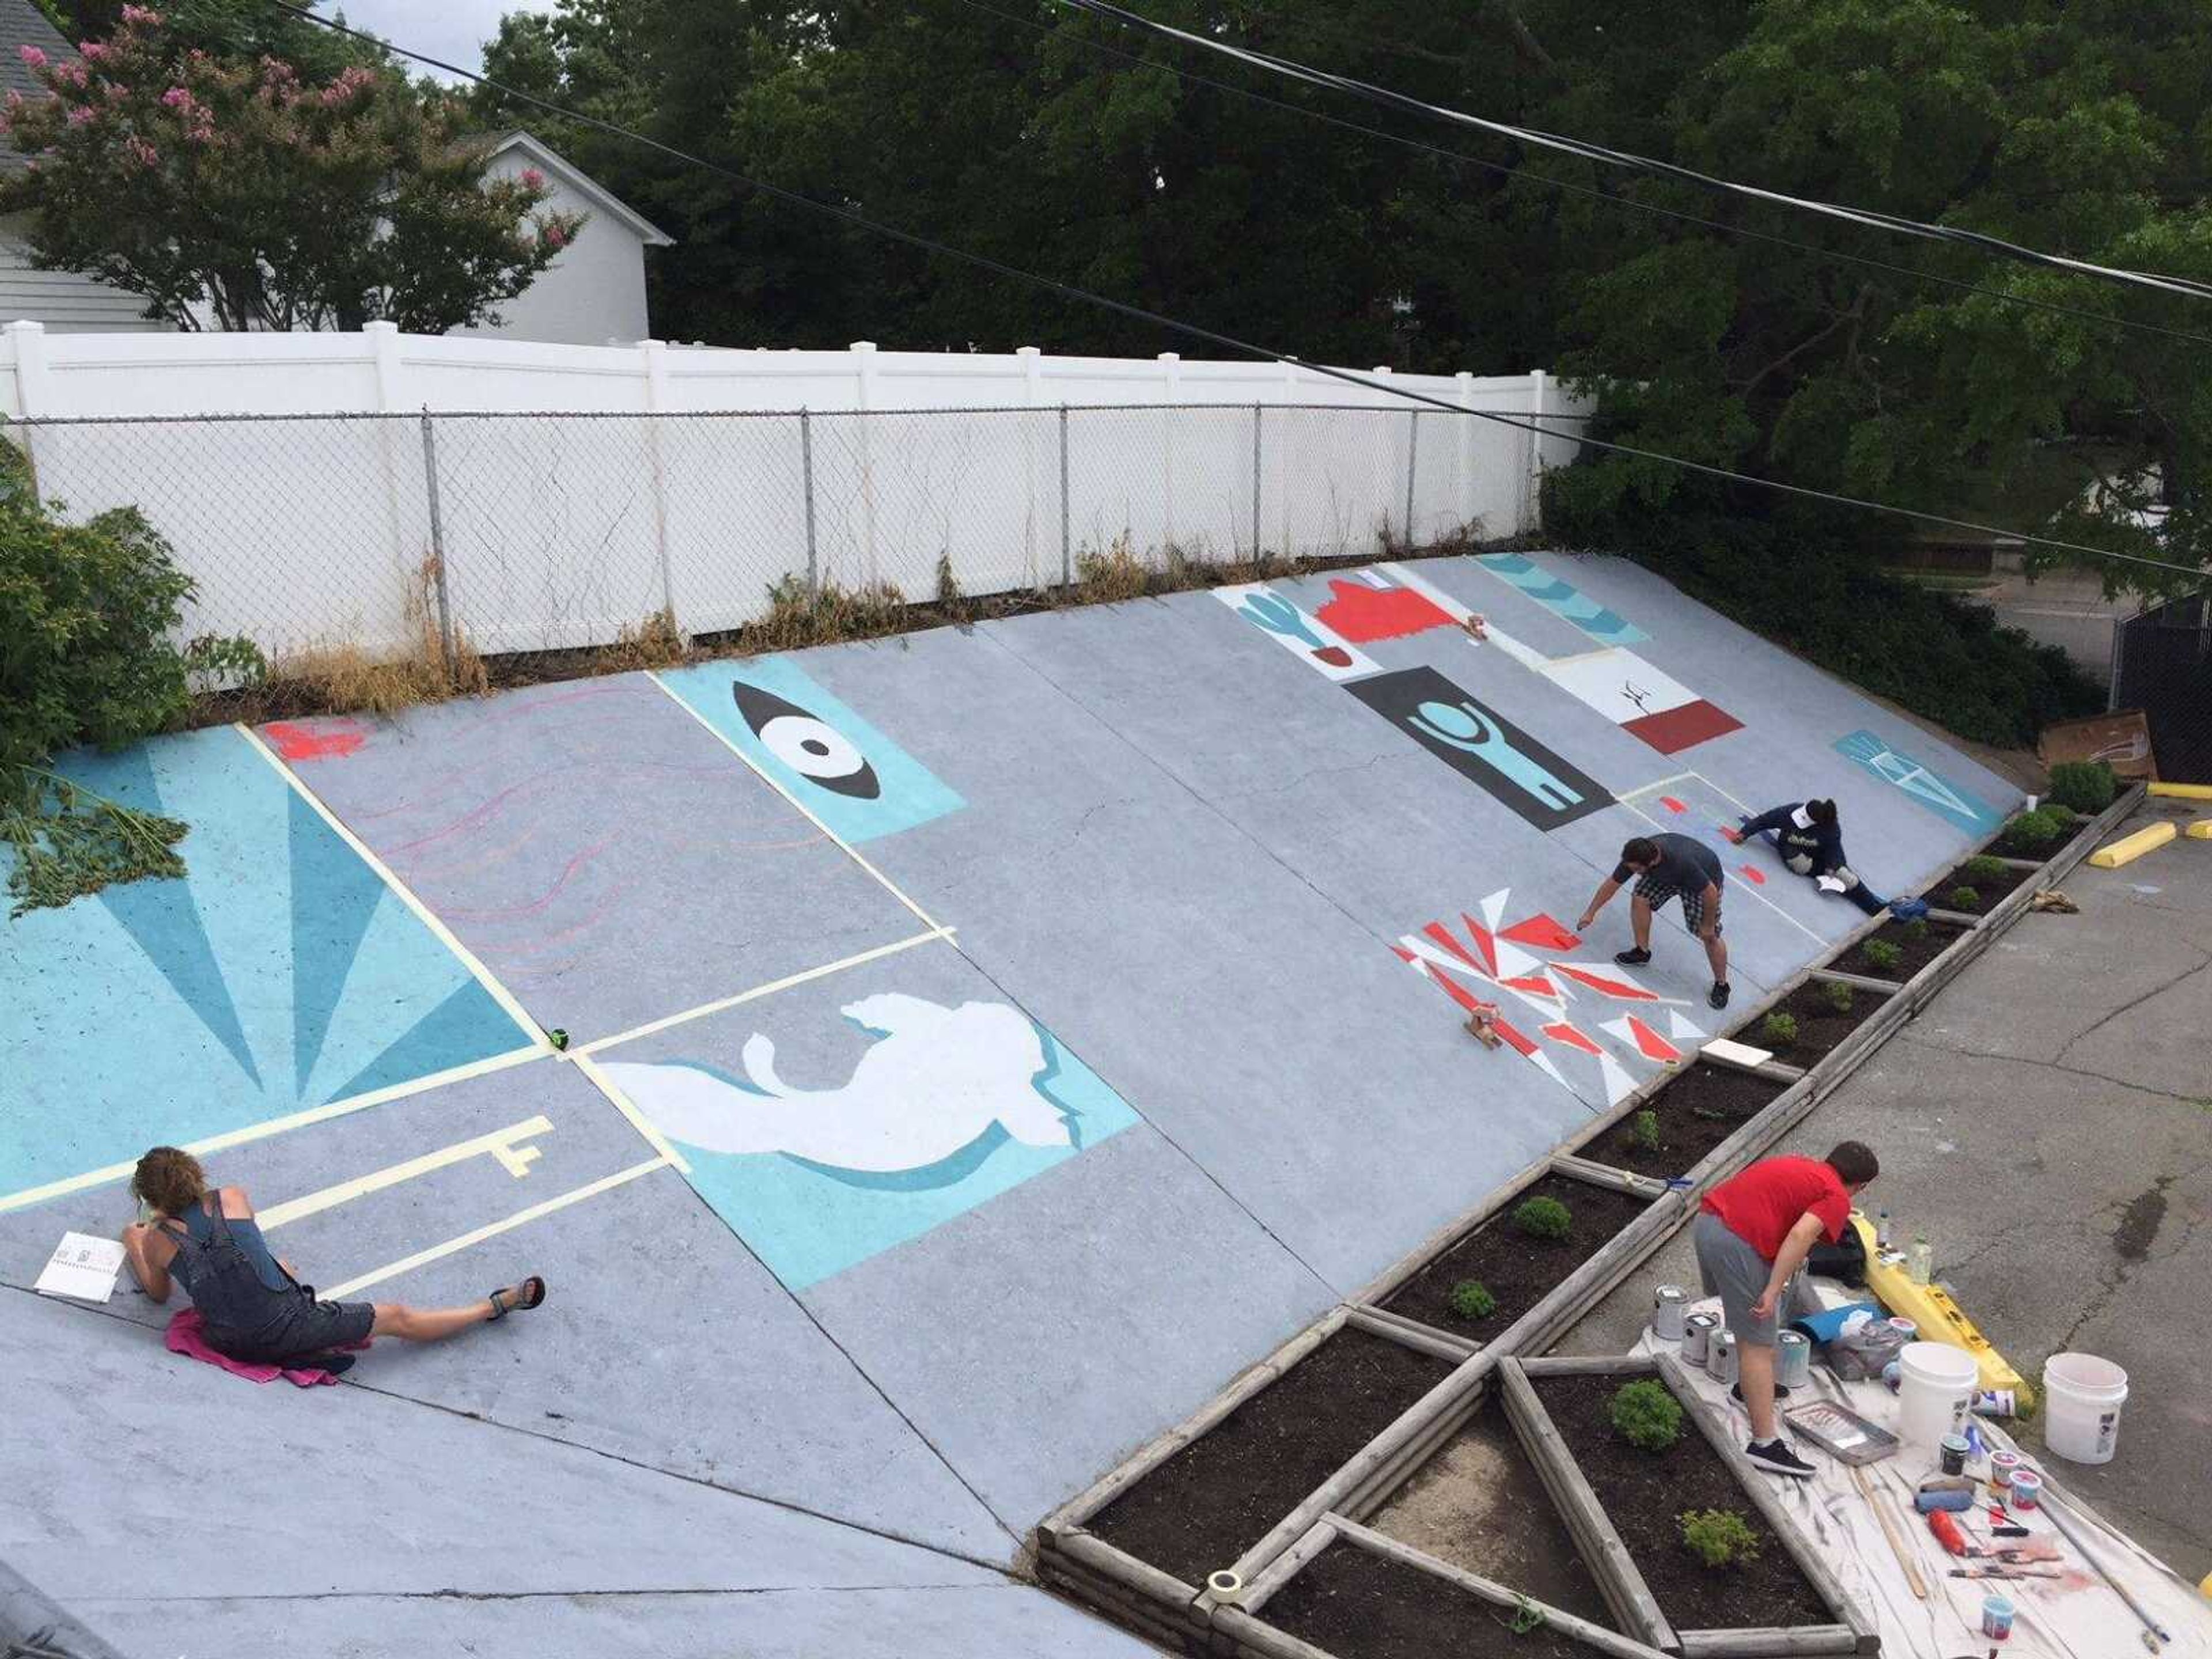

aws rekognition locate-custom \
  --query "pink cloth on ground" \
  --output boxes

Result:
[164,1308,370,1388]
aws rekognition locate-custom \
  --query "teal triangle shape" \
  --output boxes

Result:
[94,746,263,1089]
[288,788,390,1094]
[324,978,517,1105]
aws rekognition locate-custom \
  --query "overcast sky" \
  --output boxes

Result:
[316,0,546,77]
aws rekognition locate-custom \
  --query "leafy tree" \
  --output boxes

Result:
[0,6,582,331]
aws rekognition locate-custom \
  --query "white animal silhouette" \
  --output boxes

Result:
[599,993,1074,1172]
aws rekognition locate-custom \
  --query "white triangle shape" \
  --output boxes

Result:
[1667,1009,1705,1041]
[1480,889,1508,931]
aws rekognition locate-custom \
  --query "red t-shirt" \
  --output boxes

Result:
[1700,1155,1850,1261]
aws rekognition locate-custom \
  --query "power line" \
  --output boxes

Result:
[271,2,2203,582]
[950,0,2212,352]
[1054,0,2212,305]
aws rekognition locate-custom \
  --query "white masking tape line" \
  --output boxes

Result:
[574,927,955,1056]
[570,1050,692,1176]
[235,724,551,1052]
[0,1045,547,1217]
[257,1116,553,1232]
[320,1157,668,1301]
[643,671,946,934]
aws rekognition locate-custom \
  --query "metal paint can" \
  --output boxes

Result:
[1989,1450,2022,1492]
[1653,1286,1689,1342]
[1682,1312,1718,1367]
[1708,1327,1739,1387]
[1777,1330,1812,1391]
[1940,1433,1971,1476]
[1980,1593,2015,1641]
[2008,1469,2043,1511]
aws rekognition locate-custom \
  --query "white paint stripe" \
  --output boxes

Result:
[321,1157,668,1301]
[234,723,551,1053]
[643,671,945,934]
[1620,771,1700,801]
[1620,789,1825,945]
[570,1051,692,1176]
[575,927,954,1055]
[257,1116,553,1232]
[0,1045,546,1217]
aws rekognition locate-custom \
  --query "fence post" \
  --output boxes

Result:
[1158,351,1180,554]
[640,339,680,635]
[800,408,819,600]
[1527,368,1548,535]
[1020,345,1043,586]
[1251,403,1264,559]
[1404,409,1420,550]
[5,320,47,495]
[1456,370,1478,530]
[419,409,456,676]
[1059,404,1071,588]
[850,342,879,582]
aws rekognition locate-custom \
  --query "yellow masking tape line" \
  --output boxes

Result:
[257,1115,553,1232]
[570,1050,691,1176]
[2087,820,2176,869]
[0,1045,546,1217]
[574,927,954,1055]
[643,671,945,934]
[2147,781,2212,800]
[321,1157,667,1301]
[235,724,551,1053]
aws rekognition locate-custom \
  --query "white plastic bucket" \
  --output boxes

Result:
[1898,1342,1980,1451]
[2042,1352,2128,1465]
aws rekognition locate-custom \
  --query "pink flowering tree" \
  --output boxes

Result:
[0,9,585,331]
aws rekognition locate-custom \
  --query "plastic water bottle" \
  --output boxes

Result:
[1908,1234,1933,1286]
[1876,1210,1892,1252]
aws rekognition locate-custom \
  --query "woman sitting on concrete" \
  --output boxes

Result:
[1726,798,1930,921]
[120,1146,544,1373]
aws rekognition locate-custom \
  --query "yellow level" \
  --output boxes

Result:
[1850,1213,2035,1410]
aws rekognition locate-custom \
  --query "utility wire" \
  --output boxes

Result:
[1054,0,2212,306]
[953,0,2212,352]
[272,2,2204,581]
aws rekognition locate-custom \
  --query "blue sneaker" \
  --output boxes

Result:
[1889,897,1930,921]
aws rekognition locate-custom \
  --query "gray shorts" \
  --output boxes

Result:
[1693,1211,1814,1347]
[1634,876,1722,935]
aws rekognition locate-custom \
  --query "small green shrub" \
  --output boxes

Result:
[1862,938,1903,971]
[1447,1279,1498,1321]
[1900,917,1930,940]
[1628,1108,1662,1151]
[1611,1379,1683,1453]
[1821,979,1854,1014]
[1996,806,2067,854]
[1513,1195,1573,1240]
[1760,1011,1798,1047]
[1949,885,1982,911]
[1679,1508,1762,1569]
[2048,760,2117,815]
[1963,854,2007,882]
[1493,1594,1547,1636]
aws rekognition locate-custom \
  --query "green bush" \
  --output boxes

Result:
[2048,760,2118,815]
[1949,885,1982,911]
[1862,938,1904,971]
[1628,1108,1662,1151]
[1611,1379,1683,1453]
[1680,1508,1762,1569]
[1760,1011,1798,1046]
[1822,979,1854,1014]
[1900,917,1930,940]
[1447,1279,1498,1321]
[1962,854,2007,882]
[1513,1195,1573,1240]
[1995,806,2068,854]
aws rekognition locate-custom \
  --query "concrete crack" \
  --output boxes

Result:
[1892,1029,2212,1107]
[2052,955,2212,1063]
[79,1583,1026,1607]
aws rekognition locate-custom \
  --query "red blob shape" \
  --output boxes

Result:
[266,721,364,762]
[1315,578,1455,643]
[1314,645,1354,668]
[1660,796,1688,814]
[1738,863,1767,885]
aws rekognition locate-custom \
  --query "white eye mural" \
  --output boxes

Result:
[734,683,882,800]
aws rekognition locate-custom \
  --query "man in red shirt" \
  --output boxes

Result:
[1694,1142,1880,1476]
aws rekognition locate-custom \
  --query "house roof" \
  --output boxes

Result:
[0,0,77,175]
[484,130,675,248]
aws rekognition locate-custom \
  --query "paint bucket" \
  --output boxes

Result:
[2008,1469,2042,1512]
[1981,1593,2016,1641]
[2041,1352,2128,1465]
[1777,1330,1812,1391]
[1682,1312,1717,1367]
[1653,1286,1688,1342]
[1989,1450,2021,1493]
[1940,1433,1971,1476]
[1898,1341,1980,1451]
[1708,1327,1739,1387]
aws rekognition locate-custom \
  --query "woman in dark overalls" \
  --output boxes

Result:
[120,1146,545,1370]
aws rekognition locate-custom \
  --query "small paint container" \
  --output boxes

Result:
[1708,1327,1739,1387]
[1777,1330,1812,1391]
[2008,1469,2043,1511]
[1974,1388,2018,1418]
[1653,1285,1689,1342]
[1990,1450,2021,1492]
[1682,1312,1718,1368]
[1885,1316,1919,1343]
[1981,1593,2015,1641]
[1881,1359,1902,1393]
[1940,1433,1971,1476]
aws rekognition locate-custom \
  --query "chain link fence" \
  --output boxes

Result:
[5,401,1543,666]
[2111,590,2212,783]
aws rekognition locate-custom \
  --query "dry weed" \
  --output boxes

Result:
[599,607,688,673]
[751,573,910,650]
[268,555,485,717]
[1075,532,1147,601]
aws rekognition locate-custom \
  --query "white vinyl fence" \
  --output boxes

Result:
[0,322,1589,660]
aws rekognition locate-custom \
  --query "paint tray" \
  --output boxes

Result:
[1785,1400,1898,1465]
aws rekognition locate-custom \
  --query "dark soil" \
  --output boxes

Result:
[1849,919,1968,982]
[1087,1329,1452,1586]
[1930,857,2032,913]
[1592,1065,1785,1180]
[1755,979,1890,1065]
[1534,1374,1832,1632]
[1263,1541,1611,1659]
[1369,1395,1616,1627]
[1383,1175,1651,1338]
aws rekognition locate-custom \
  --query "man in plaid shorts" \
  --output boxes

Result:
[1576,834,1732,1009]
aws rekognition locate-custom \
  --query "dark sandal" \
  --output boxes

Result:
[488,1276,547,1320]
